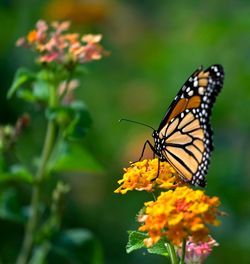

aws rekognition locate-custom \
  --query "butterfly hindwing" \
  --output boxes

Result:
[162,110,209,187]
[154,64,224,187]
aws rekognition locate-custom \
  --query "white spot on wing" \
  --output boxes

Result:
[198,87,205,95]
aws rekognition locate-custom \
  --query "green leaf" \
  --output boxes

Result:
[37,69,56,83]
[32,80,50,101]
[47,101,92,140]
[126,231,148,253]
[64,101,92,140]
[7,68,35,99]
[46,107,72,126]
[126,231,168,256]
[17,89,36,102]
[148,239,169,256]
[0,189,25,223]
[49,140,103,173]
[0,164,33,183]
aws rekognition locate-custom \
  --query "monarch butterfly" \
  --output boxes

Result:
[137,64,224,187]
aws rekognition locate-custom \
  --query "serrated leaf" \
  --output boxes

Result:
[148,239,169,256]
[126,231,168,256]
[7,68,35,98]
[126,231,148,253]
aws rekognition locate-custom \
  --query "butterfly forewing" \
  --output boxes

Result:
[156,64,224,187]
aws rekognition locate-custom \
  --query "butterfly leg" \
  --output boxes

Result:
[138,141,160,180]
[133,140,161,180]
[139,140,155,160]
[131,140,155,164]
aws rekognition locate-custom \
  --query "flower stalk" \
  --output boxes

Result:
[16,84,57,264]
[165,242,178,264]
[180,238,186,264]
[11,19,106,264]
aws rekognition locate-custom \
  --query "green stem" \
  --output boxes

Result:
[16,85,57,264]
[166,242,178,264]
[180,238,186,264]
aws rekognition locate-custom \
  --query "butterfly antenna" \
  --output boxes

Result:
[119,118,155,130]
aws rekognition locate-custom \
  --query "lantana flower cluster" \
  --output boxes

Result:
[16,20,104,65]
[138,186,220,246]
[115,158,222,261]
[115,159,184,194]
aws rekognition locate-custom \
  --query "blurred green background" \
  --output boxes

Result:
[0,0,250,263]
